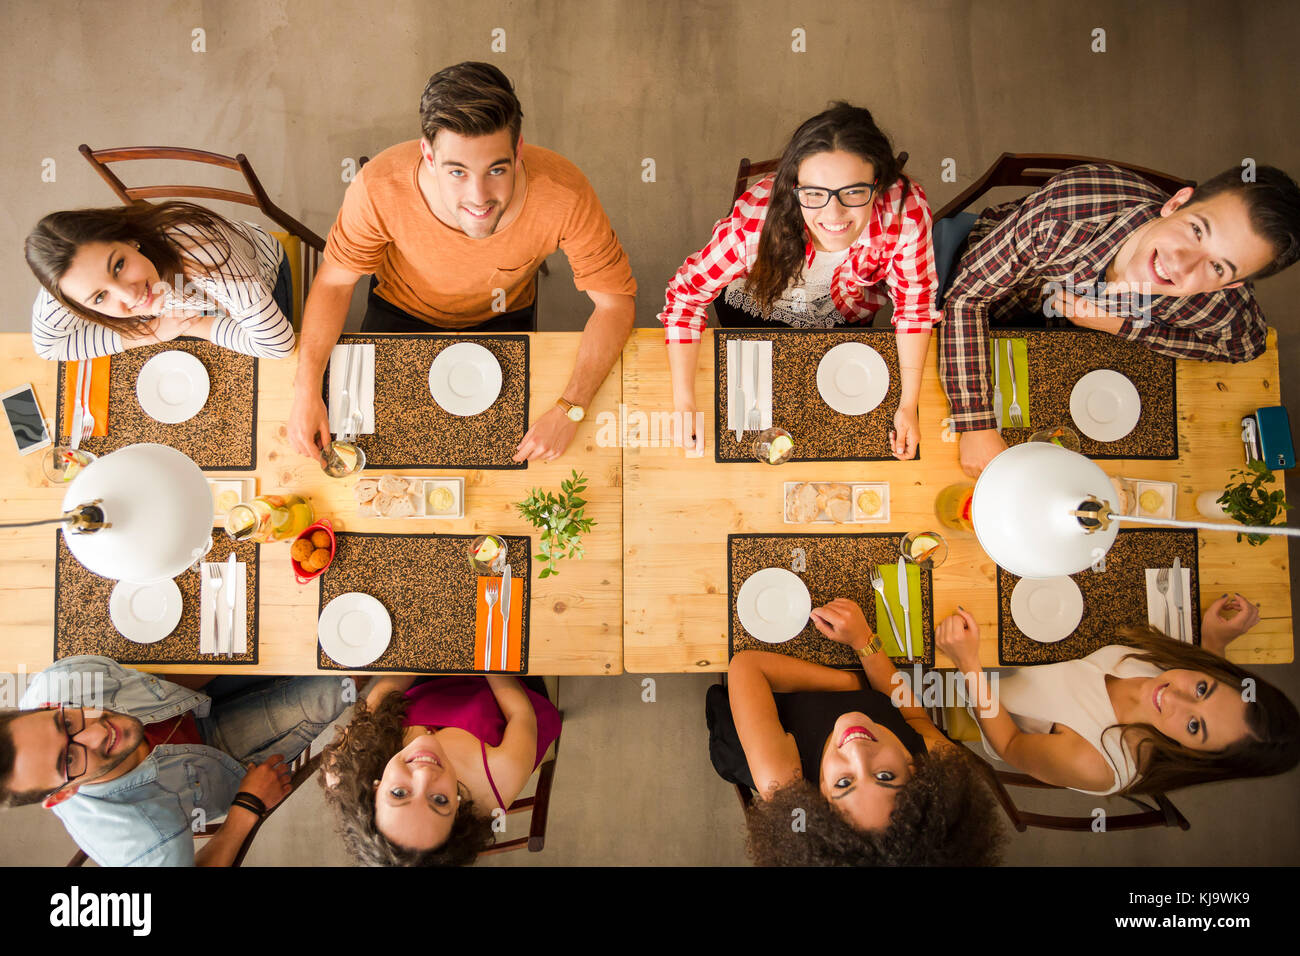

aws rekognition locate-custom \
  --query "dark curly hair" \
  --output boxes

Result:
[744,746,1004,866]
[319,690,496,866]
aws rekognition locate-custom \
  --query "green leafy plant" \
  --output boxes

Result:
[1217,461,1290,546]
[515,469,596,578]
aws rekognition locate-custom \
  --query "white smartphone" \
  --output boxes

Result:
[1,384,53,456]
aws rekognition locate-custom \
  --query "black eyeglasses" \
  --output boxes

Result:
[55,705,90,785]
[792,182,879,209]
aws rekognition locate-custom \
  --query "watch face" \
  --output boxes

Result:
[566,405,585,422]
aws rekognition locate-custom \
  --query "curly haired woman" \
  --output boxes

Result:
[320,674,560,866]
[708,598,1004,865]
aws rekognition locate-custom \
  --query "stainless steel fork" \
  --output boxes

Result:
[483,585,499,671]
[1006,339,1024,429]
[869,567,902,648]
[79,359,95,441]
[1155,566,1171,637]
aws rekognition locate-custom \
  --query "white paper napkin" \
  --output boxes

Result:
[1145,568,1194,642]
[328,344,375,435]
[200,562,248,655]
[725,340,773,432]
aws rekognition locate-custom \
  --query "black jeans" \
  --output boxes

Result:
[361,279,536,333]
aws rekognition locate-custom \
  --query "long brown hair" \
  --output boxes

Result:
[318,690,495,866]
[24,201,234,337]
[745,102,909,314]
[1106,626,1300,795]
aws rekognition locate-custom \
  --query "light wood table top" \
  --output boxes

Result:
[622,328,1292,672]
[0,332,623,676]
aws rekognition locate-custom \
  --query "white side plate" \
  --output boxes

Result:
[737,568,812,643]
[815,342,889,415]
[137,351,210,424]
[1010,576,1084,643]
[1069,369,1140,442]
[428,342,503,416]
[109,579,183,644]
[318,592,393,667]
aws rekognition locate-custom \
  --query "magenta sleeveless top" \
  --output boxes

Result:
[402,677,561,810]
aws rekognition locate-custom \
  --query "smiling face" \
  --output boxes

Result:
[421,128,521,239]
[5,707,145,802]
[373,733,460,851]
[1111,189,1277,296]
[818,711,914,832]
[57,241,164,318]
[1142,669,1252,751]
[795,150,878,253]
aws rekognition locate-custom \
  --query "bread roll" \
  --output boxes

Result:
[379,475,412,497]
[385,494,416,519]
[786,482,820,523]
[354,479,379,504]
[291,538,314,563]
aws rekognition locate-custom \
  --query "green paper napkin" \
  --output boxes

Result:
[873,562,923,657]
[992,337,1030,429]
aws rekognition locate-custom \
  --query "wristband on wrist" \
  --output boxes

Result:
[855,635,884,659]
[230,791,268,819]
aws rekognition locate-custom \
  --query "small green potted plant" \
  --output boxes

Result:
[1217,461,1290,546]
[515,470,596,577]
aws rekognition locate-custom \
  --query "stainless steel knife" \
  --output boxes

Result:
[498,563,512,670]
[735,341,748,443]
[1171,555,1185,642]
[897,556,913,660]
[224,551,238,658]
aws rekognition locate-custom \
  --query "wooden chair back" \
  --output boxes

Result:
[78,144,326,324]
[478,750,560,855]
[933,152,1195,221]
[732,151,910,205]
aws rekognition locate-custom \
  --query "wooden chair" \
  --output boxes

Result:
[732,151,910,205]
[78,144,326,325]
[478,747,561,855]
[65,746,324,867]
[933,152,1195,222]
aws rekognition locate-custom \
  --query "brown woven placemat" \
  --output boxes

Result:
[997,529,1199,664]
[317,532,531,672]
[324,334,529,469]
[54,532,259,664]
[713,330,908,462]
[55,338,257,470]
[993,329,1177,459]
[728,533,934,667]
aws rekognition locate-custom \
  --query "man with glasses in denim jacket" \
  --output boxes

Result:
[0,656,347,866]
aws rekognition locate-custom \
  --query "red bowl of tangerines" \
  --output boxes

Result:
[291,519,335,583]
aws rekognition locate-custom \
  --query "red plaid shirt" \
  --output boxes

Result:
[939,163,1269,433]
[657,175,941,343]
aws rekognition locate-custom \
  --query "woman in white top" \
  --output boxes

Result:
[937,594,1300,796]
[25,201,295,361]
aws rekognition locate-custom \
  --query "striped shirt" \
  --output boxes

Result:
[657,175,941,343]
[938,164,1268,433]
[31,219,294,361]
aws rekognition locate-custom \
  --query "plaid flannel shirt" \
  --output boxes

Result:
[657,175,941,343]
[939,163,1268,433]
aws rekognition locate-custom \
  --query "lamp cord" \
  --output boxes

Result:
[0,517,71,529]
[1116,513,1300,537]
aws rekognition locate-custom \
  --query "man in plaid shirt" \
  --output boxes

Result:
[939,163,1300,477]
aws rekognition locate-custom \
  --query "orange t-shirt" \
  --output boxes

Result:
[324,140,636,328]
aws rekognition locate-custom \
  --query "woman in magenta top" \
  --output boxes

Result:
[321,675,561,866]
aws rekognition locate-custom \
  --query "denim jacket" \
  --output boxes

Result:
[19,656,246,866]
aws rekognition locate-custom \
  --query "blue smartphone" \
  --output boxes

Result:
[1255,406,1295,470]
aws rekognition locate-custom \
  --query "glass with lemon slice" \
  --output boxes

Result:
[753,427,794,465]
[900,530,948,570]
[469,534,508,574]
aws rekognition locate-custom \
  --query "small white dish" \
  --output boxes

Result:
[422,477,464,518]
[428,342,502,416]
[1010,576,1084,643]
[208,478,256,523]
[815,342,889,416]
[109,579,182,644]
[737,568,812,643]
[318,592,392,667]
[137,351,210,424]
[1069,369,1140,442]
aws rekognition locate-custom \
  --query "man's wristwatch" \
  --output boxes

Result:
[556,397,585,422]
[855,635,883,659]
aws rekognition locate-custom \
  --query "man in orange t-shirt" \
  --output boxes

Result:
[288,61,636,463]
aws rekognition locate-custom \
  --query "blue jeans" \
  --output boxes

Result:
[271,247,293,320]
[195,676,346,766]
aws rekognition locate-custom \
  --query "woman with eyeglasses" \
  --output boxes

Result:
[657,102,940,458]
[936,595,1300,796]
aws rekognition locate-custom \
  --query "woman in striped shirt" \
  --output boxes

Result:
[25,201,295,361]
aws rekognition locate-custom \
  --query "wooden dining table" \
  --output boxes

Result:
[621,327,1293,672]
[0,332,623,676]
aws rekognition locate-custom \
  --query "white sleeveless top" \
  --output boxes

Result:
[972,645,1162,795]
[724,246,852,328]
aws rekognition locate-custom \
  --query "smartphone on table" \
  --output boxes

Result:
[1,384,53,456]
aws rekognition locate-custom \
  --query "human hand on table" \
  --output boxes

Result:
[890,404,920,460]
[1201,592,1261,656]
[673,397,705,457]
[936,607,982,672]
[237,754,293,811]
[958,428,1007,479]
[513,406,578,463]
[288,387,330,465]
[810,598,874,651]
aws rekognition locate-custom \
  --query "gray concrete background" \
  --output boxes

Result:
[1,0,1298,865]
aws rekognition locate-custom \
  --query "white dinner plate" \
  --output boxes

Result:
[1010,576,1084,643]
[815,342,889,415]
[318,593,393,667]
[109,579,183,644]
[1068,369,1141,442]
[136,351,210,424]
[736,568,812,643]
[428,342,503,416]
